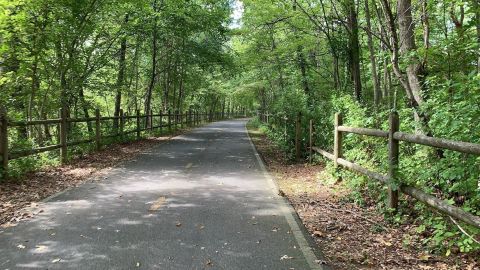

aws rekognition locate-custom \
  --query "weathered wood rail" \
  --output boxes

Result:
[259,111,480,229]
[0,107,242,179]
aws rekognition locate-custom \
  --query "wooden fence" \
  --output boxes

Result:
[0,107,243,179]
[260,111,480,229]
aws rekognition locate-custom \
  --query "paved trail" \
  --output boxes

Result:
[0,119,328,270]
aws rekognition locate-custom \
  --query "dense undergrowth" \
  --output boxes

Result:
[250,82,480,255]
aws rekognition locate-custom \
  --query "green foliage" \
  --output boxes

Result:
[231,0,480,254]
[1,0,480,256]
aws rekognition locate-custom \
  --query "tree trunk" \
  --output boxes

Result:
[365,0,381,105]
[347,0,362,101]
[114,14,129,130]
[381,0,430,131]
[398,0,425,109]
[333,54,340,90]
[298,48,310,98]
[79,87,93,132]
[145,1,158,121]
[475,0,480,73]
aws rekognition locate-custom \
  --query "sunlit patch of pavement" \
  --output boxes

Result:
[0,119,329,270]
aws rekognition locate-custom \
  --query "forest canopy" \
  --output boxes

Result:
[228,0,480,255]
[1,0,480,256]
[0,0,239,124]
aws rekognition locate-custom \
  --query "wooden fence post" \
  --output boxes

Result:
[95,109,101,151]
[60,108,68,164]
[168,109,172,133]
[175,110,178,131]
[159,110,163,134]
[334,113,343,168]
[150,109,154,132]
[0,106,8,179]
[189,110,192,126]
[180,111,184,129]
[309,118,313,164]
[119,109,124,139]
[136,109,141,139]
[388,111,400,210]
[295,112,301,161]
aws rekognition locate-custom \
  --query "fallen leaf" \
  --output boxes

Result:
[17,244,26,249]
[176,222,182,227]
[149,196,166,211]
[35,245,48,252]
[419,254,431,261]
[52,258,61,263]
[280,255,294,260]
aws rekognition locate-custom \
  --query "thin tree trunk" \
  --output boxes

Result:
[347,0,362,101]
[79,87,92,132]
[475,0,480,73]
[333,54,340,90]
[145,1,158,120]
[365,0,381,105]
[114,14,129,130]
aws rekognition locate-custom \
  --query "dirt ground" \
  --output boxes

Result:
[247,124,479,270]
[0,131,186,228]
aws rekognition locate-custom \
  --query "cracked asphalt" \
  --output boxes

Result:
[0,119,328,270]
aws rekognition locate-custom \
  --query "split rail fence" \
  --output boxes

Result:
[260,111,480,229]
[0,107,243,179]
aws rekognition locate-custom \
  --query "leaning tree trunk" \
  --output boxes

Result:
[381,0,431,132]
[398,0,425,109]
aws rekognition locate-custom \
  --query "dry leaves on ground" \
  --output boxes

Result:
[248,126,479,270]
[0,132,185,228]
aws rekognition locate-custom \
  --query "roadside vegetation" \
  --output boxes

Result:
[231,0,480,259]
[248,119,479,269]
[1,0,479,263]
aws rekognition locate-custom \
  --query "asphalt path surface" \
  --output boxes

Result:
[0,119,329,270]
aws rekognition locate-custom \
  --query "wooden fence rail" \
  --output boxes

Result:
[259,111,480,229]
[0,107,243,179]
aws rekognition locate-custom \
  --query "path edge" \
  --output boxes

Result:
[243,120,331,270]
